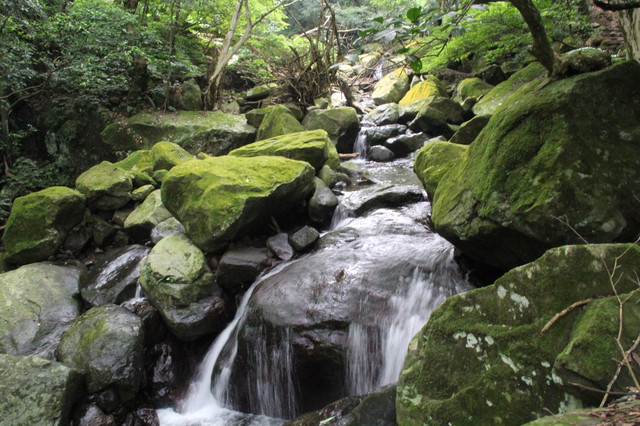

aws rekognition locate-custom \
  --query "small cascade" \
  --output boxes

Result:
[352,129,369,159]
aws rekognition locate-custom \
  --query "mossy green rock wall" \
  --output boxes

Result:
[414,141,467,197]
[75,161,132,210]
[230,129,339,171]
[372,67,410,105]
[0,263,82,358]
[432,61,640,270]
[256,105,305,141]
[56,305,144,401]
[397,244,640,425]
[100,111,256,155]
[162,156,315,253]
[2,186,85,264]
[0,354,81,425]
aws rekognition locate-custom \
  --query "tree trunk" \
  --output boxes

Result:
[509,0,556,74]
[618,8,640,59]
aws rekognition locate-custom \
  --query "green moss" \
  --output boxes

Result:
[372,67,410,105]
[256,105,305,141]
[455,77,494,103]
[414,141,467,197]
[114,150,154,175]
[75,161,132,210]
[151,141,194,171]
[398,76,447,107]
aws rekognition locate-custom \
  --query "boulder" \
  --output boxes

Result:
[229,129,339,171]
[139,233,230,340]
[473,62,547,116]
[56,305,144,401]
[414,141,468,197]
[408,104,453,138]
[115,150,154,175]
[267,233,294,261]
[100,111,256,155]
[289,226,319,252]
[426,96,465,124]
[161,156,315,253]
[0,354,81,425]
[397,244,640,425]
[339,184,424,216]
[555,47,612,78]
[475,64,507,85]
[362,103,400,126]
[256,105,305,141]
[76,161,132,210]
[246,84,274,102]
[372,68,410,105]
[454,77,494,103]
[217,247,273,294]
[81,245,150,306]
[3,186,85,264]
[449,114,491,145]
[0,263,83,358]
[302,107,360,153]
[523,400,640,425]
[318,165,350,189]
[309,178,339,223]
[124,190,173,238]
[359,125,406,147]
[131,184,155,201]
[151,141,194,171]
[367,145,395,162]
[384,133,428,157]
[398,76,447,107]
[177,79,201,110]
[432,61,640,270]
[150,217,186,244]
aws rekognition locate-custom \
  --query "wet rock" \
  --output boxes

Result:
[289,226,319,252]
[309,178,339,223]
[124,408,160,426]
[217,247,273,294]
[146,341,189,406]
[124,190,173,239]
[74,404,116,426]
[56,305,144,401]
[150,217,186,244]
[368,145,395,162]
[121,299,166,347]
[0,354,81,425]
[267,233,294,261]
[318,164,350,189]
[302,107,360,153]
[340,184,424,216]
[0,262,83,358]
[372,68,410,105]
[449,114,491,145]
[81,245,150,306]
[256,105,305,141]
[362,103,400,126]
[408,105,454,138]
[62,227,92,255]
[360,124,407,146]
[76,161,132,210]
[384,133,427,157]
[414,141,468,197]
[3,186,85,264]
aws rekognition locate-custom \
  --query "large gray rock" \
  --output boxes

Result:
[0,354,81,425]
[56,305,144,401]
[75,161,132,210]
[124,190,173,238]
[217,247,273,294]
[362,103,400,126]
[2,186,85,265]
[0,263,83,359]
[309,178,338,223]
[302,107,360,153]
[140,233,231,340]
[339,184,424,216]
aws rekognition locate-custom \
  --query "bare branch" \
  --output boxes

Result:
[594,0,640,11]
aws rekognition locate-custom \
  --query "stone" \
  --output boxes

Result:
[555,47,611,78]
[289,226,320,252]
[454,77,494,103]
[339,184,425,216]
[0,263,83,358]
[397,244,640,425]
[217,247,273,294]
[74,404,116,426]
[139,233,230,340]
[474,64,507,85]
[115,150,154,175]
[367,145,395,162]
[161,156,315,253]
[267,233,294,261]
[81,245,150,307]
[229,129,339,171]
[124,190,173,238]
[150,217,186,244]
[3,186,85,264]
[398,76,447,107]
[309,178,339,223]
[524,400,640,425]
[359,125,407,147]
[177,79,201,111]
[256,105,305,141]
[76,161,132,210]
[362,103,400,126]
[151,141,194,171]
[384,133,428,157]
[246,84,274,101]
[100,111,256,155]
[56,305,144,401]
[318,165,350,189]
[408,105,454,138]
[432,61,640,270]
[414,141,468,197]
[449,114,491,145]
[302,107,360,153]
[425,96,465,124]
[0,354,81,425]
[131,184,155,201]
[372,68,410,105]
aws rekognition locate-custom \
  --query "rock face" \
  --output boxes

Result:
[0,354,81,425]
[398,76,447,107]
[229,129,339,171]
[432,61,640,270]
[162,156,315,253]
[56,305,144,401]
[302,107,360,153]
[2,186,85,264]
[0,263,83,358]
[256,105,305,141]
[100,111,256,155]
[449,114,491,145]
[414,141,468,197]
[397,244,640,425]
[372,68,410,105]
[140,233,230,340]
[76,161,132,210]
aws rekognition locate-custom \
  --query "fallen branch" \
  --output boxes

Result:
[540,298,594,335]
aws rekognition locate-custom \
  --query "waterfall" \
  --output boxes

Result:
[353,129,368,159]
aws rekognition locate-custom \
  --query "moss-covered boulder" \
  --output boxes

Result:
[256,105,305,141]
[432,61,640,270]
[151,141,194,171]
[56,305,144,401]
[115,150,154,175]
[124,190,173,237]
[75,161,132,210]
[100,111,256,155]
[162,156,315,253]
[302,107,360,153]
[454,77,494,103]
[449,115,491,145]
[230,129,339,171]
[414,141,468,197]
[0,354,81,425]
[0,263,83,358]
[139,233,230,340]
[408,104,453,138]
[372,68,410,105]
[362,103,400,126]
[397,244,640,425]
[246,84,274,101]
[398,76,447,107]
[524,400,640,425]
[3,187,85,264]
[473,62,547,116]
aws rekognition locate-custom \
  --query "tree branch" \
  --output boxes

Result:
[593,0,640,11]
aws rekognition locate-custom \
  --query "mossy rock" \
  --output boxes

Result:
[151,141,194,171]
[397,243,640,425]
[408,104,453,138]
[246,84,275,101]
[56,305,144,401]
[372,68,410,105]
[473,62,547,116]
[398,76,447,107]
[100,111,256,155]
[230,129,339,171]
[161,156,315,253]
[75,161,132,210]
[524,400,640,425]
[0,354,81,425]
[2,186,85,264]
[139,233,229,340]
[124,190,172,236]
[454,77,494,103]
[414,141,468,197]
[177,78,202,110]
[256,105,306,141]
[432,61,640,270]
[449,115,492,145]
[0,263,83,358]
[115,150,154,175]
[302,107,360,153]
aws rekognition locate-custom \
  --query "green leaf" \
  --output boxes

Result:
[410,59,423,73]
[407,7,422,23]
[372,16,384,24]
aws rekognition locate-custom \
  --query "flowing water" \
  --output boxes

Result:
[158,158,472,425]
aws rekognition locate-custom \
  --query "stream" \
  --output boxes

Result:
[157,157,473,425]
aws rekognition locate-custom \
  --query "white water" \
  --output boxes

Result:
[353,130,368,159]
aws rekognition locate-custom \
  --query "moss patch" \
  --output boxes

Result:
[414,141,467,197]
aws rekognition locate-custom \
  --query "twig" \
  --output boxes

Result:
[540,298,593,335]
[601,331,640,407]
[568,381,628,396]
